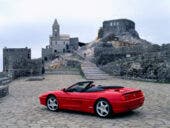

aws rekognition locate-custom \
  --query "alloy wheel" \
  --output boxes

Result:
[47,96,58,111]
[96,100,111,117]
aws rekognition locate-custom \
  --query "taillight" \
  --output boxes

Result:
[124,90,143,100]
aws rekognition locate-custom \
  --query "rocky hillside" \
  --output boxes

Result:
[79,19,170,82]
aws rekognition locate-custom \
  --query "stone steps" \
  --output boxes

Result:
[81,61,112,80]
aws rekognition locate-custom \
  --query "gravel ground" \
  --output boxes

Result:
[0,75,170,128]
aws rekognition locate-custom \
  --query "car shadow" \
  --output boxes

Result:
[110,111,141,119]
[41,107,142,119]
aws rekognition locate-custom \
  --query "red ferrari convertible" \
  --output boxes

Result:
[39,81,144,117]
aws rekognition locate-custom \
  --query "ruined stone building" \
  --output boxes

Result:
[98,19,139,39]
[42,19,79,61]
[97,19,151,47]
[3,47,44,78]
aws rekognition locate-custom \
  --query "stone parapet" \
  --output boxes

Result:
[0,77,12,98]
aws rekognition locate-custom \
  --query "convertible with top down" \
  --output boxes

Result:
[39,81,144,117]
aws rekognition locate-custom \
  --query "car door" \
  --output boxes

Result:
[59,82,92,111]
[77,92,97,113]
[59,91,83,111]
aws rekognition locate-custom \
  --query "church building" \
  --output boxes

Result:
[42,19,79,61]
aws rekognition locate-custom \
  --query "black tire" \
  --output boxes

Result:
[46,96,59,111]
[95,99,112,118]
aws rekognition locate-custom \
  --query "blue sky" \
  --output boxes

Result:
[0,0,170,71]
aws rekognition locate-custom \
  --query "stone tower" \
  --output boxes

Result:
[52,19,60,40]
[3,47,44,78]
[98,19,139,39]
[42,19,79,61]
[50,19,60,46]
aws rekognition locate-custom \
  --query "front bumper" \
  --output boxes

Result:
[39,96,47,106]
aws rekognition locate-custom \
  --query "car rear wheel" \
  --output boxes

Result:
[95,99,112,118]
[46,96,59,111]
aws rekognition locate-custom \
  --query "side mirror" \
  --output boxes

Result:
[62,88,67,92]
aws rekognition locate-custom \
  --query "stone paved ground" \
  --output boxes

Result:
[0,75,170,128]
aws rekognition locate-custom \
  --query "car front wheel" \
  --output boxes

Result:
[46,96,59,111]
[95,99,112,118]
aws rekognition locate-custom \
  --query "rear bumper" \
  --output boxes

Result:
[111,96,144,113]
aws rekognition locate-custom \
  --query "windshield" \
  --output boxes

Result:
[66,82,93,92]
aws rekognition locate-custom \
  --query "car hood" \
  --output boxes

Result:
[39,90,62,97]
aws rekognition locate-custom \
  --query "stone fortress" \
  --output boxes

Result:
[42,19,79,61]
[1,47,44,97]
[92,19,170,82]
[98,19,139,40]
[3,47,44,79]
[97,19,151,46]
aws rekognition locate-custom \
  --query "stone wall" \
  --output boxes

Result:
[3,47,44,79]
[8,58,44,79]
[69,38,79,52]
[101,54,170,82]
[95,42,170,82]
[28,58,44,75]
[42,46,54,61]
[0,77,12,98]
[3,47,31,72]
[0,72,8,78]
[94,42,148,65]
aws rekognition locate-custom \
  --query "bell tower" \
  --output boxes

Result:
[52,19,60,39]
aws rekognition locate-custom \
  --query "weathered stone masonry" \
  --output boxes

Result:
[3,47,44,79]
[98,19,139,39]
